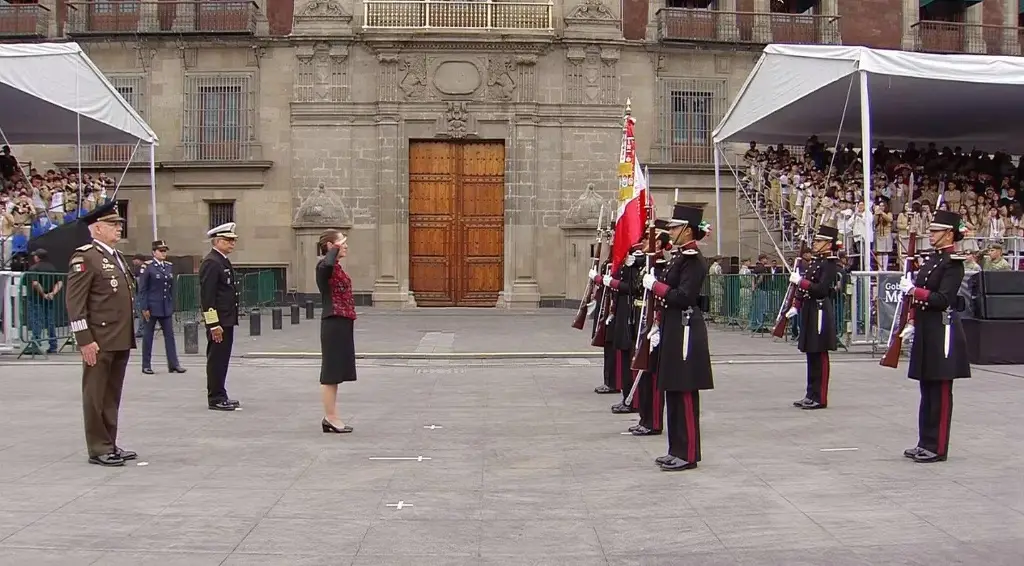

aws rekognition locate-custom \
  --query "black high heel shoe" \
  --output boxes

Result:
[322,418,353,434]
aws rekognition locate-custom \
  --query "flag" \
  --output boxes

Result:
[610,106,649,274]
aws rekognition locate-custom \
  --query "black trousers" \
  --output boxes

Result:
[805,351,831,406]
[919,380,954,456]
[637,370,664,431]
[665,391,701,463]
[616,349,634,405]
[206,326,234,403]
[602,343,617,390]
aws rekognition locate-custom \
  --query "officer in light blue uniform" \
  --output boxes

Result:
[139,240,186,375]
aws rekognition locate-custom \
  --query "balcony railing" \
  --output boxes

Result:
[0,3,50,38]
[910,20,1023,56]
[657,9,841,45]
[362,0,553,31]
[66,1,259,36]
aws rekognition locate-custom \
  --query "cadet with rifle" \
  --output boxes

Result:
[893,209,970,464]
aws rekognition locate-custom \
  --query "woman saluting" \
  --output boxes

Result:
[316,229,357,434]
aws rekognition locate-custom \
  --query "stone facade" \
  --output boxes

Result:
[27,0,954,307]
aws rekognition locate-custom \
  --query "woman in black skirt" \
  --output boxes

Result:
[316,229,357,433]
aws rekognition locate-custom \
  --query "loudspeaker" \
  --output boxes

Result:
[977,271,1024,295]
[974,294,1024,320]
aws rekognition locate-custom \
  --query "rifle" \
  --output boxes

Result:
[590,259,614,347]
[631,198,657,371]
[572,204,606,330]
[770,256,802,338]
[880,231,918,368]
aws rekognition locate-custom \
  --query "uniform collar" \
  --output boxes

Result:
[936,245,955,253]
[681,240,699,251]
[93,239,116,256]
[211,248,228,259]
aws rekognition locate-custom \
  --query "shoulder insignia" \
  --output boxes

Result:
[950,254,967,261]
[76,244,93,252]
[680,249,699,256]
[144,260,153,265]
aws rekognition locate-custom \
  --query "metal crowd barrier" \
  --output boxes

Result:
[1,269,280,358]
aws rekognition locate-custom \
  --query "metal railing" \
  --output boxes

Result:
[0,2,50,38]
[910,20,1023,56]
[362,0,553,30]
[657,9,841,45]
[1,270,279,357]
[173,142,262,162]
[66,1,259,36]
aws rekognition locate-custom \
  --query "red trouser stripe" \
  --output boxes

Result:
[652,371,662,430]
[937,381,952,456]
[820,352,830,406]
[683,392,696,463]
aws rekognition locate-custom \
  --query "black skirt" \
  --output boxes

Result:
[320,316,357,385]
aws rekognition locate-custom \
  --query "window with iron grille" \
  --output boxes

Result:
[183,73,255,161]
[655,78,728,166]
[208,201,235,231]
[116,200,129,239]
[90,75,145,163]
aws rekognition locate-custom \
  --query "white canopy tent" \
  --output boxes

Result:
[0,42,159,238]
[710,44,1024,258]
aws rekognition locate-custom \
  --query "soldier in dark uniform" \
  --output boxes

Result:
[200,222,241,411]
[898,209,970,463]
[789,225,840,410]
[630,222,672,436]
[642,204,714,472]
[139,239,186,375]
[65,201,138,466]
[593,258,619,396]
[590,238,644,414]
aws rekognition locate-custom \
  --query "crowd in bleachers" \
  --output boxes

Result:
[0,145,117,269]
[741,137,1024,271]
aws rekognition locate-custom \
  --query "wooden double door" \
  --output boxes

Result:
[409,141,505,307]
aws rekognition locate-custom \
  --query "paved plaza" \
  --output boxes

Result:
[1,310,1022,565]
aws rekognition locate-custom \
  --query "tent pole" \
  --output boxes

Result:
[149,143,157,240]
[713,144,722,256]
[76,68,84,216]
[858,70,873,271]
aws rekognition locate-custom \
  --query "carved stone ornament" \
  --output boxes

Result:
[293,182,352,228]
[486,56,517,101]
[435,102,478,140]
[293,0,353,37]
[563,183,609,226]
[398,54,428,101]
[295,42,350,102]
[565,0,616,22]
[563,0,620,40]
[297,0,349,18]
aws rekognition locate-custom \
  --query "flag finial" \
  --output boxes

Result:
[624,98,632,115]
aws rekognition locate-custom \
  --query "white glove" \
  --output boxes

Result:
[898,275,915,295]
[588,267,598,281]
[625,254,635,267]
[899,323,914,341]
[785,306,798,319]
[789,271,802,285]
[642,273,657,290]
[649,328,660,349]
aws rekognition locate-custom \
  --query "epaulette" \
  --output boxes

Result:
[680,249,699,256]
[950,254,967,261]
[826,255,838,260]
[75,244,93,252]
[144,260,153,265]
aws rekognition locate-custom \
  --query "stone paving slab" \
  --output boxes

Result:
[0,349,1022,565]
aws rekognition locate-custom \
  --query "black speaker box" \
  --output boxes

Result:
[974,294,1024,320]
[977,270,1024,295]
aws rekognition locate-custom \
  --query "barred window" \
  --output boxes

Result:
[116,200,130,239]
[183,73,255,161]
[655,78,728,166]
[208,201,235,231]
[89,75,145,163]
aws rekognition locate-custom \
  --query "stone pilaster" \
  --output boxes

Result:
[717,0,738,41]
[901,0,919,50]
[964,3,985,54]
[501,116,540,309]
[818,0,840,44]
[752,0,772,43]
[371,106,410,308]
[1002,0,1021,55]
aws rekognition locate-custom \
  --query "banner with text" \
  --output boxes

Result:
[876,273,905,342]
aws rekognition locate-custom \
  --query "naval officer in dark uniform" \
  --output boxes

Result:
[789,225,840,410]
[200,222,241,411]
[642,204,714,472]
[139,239,186,375]
[897,209,970,463]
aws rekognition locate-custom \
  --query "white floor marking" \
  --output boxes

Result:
[423,425,443,430]
[369,456,432,461]
[820,447,859,452]
[386,501,413,510]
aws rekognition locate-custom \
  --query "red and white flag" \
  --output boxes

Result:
[610,106,649,274]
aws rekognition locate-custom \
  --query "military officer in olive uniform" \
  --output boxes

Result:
[789,225,841,410]
[200,222,241,411]
[897,209,971,463]
[65,201,138,467]
[642,204,714,472]
[139,239,186,375]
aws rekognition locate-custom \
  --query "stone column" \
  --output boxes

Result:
[1002,0,1020,55]
[372,53,411,308]
[752,0,772,43]
[503,116,540,309]
[818,0,840,44]
[901,0,919,50]
[964,2,985,54]
[717,0,738,42]
[646,0,665,41]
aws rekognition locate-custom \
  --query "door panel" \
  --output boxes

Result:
[409,142,456,306]
[408,140,505,307]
